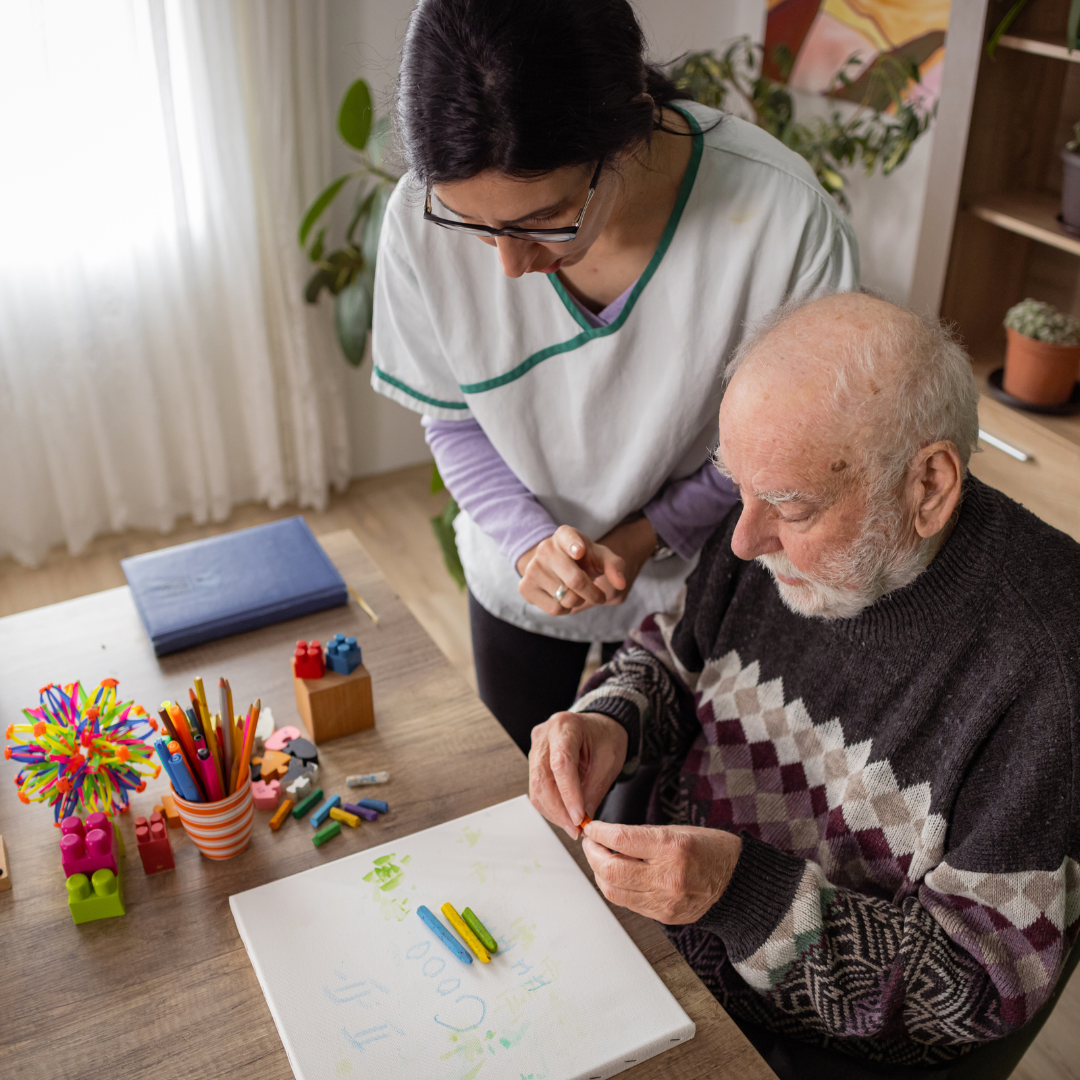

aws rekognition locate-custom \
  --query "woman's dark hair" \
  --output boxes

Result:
[395,0,692,184]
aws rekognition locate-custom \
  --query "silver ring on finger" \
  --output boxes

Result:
[554,584,568,603]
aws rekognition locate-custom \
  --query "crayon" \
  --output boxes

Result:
[311,794,341,829]
[313,820,341,847]
[269,799,293,830]
[462,907,498,954]
[292,787,324,819]
[357,798,388,814]
[343,802,379,821]
[441,902,491,963]
[329,807,360,828]
[417,905,472,965]
[345,771,390,787]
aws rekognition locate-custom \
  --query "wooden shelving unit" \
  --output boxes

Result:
[940,1,1080,539]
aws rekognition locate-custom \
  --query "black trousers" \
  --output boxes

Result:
[468,592,622,756]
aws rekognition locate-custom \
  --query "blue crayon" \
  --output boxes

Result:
[358,798,388,814]
[311,794,342,829]
[417,905,472,964]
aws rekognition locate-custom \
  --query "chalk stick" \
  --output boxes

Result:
[441,902,490,963]
[417,905,472,965]
[292,787,323,819]
[310,794,342,829]
[461,907,498,954]
[343,802,378,821]
[345,771,389,787]
[357,798,388,814]
[312,820,341,847]
[329,807,360,828]
[269,800,293,831]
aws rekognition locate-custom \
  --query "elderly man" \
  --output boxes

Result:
[528,292,1080,1078]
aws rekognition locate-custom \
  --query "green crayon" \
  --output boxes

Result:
[292,787,324,818]
[462,907,497,953]
[313,820,341,847]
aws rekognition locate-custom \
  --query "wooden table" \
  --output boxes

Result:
[0,530,775,1080]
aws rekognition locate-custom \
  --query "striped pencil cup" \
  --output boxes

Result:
[172,779,254,860]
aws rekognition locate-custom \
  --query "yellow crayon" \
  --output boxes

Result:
[441,902,491,963]
[329,807,360,828]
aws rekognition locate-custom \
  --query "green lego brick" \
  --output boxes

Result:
[67,866,125,925]
[292,786,324,819]
[313,820,341,847]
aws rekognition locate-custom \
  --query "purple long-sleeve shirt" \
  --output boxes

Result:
[424,282,739,572]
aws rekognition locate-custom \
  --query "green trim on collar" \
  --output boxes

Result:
[374,366,469,410]
[458,106,705,397]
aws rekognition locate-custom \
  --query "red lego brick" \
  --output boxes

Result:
[134,812,175,874]
[292,640,325,680]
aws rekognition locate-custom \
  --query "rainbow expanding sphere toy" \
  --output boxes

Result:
[5,679,161,823]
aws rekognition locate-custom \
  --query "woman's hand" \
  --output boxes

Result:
[594,516,658,605]
[517,525,626,615]
[581,821,743,924]
[529,710,628,839]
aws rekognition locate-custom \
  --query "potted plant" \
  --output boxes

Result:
[1003,298,1080,406]
[1062,121,1080,233]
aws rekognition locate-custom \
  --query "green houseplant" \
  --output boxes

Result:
[1062,121,1080,232]
[1003,298,1080,405]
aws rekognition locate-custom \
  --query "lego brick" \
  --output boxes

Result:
[252,779,281,810]
[134,813,175,874]
[264,725,302,752]
[313,820,341,847]
[285,737,318,765]
[325,634,362,675]
[67,867,125,924]
[357,798,389,815]
[292,640,325,680]
[258,750,292,782]
[269,800,293,831]
[329,807,360,828]
[292,661,374,745]
[0,834,10,892]
[160,794,181,829]
[291,787,324,819]
[343,802,379,822]
[310,794,342,829]
[60,815,119,879]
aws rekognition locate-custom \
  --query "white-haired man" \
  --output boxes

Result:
[528,292,1080,1077]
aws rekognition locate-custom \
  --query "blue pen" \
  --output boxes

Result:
[417,905,472,964]
[153,737,181,789]
[311,794,341,828]
[169,752,203,802]
[358,798,388,814]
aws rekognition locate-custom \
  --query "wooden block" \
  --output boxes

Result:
[0,835,9,892]
[292,657,374,745]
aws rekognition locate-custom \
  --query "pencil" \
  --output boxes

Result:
[237,703,257,790]
[194,676,209,720]
[218,710,232,791]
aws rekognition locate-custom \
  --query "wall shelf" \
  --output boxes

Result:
[998,33,1080,62]
[968,191,1080,256]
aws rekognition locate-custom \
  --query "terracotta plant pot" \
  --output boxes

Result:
[1062,149,1080,230]
[1003,327,1080,406]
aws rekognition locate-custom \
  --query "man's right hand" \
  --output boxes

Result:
[529,710,628,839]
[517,525,626,616]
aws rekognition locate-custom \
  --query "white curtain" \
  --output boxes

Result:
[0,0,350,567]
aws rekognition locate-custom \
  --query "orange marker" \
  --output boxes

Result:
[578,815,591,829]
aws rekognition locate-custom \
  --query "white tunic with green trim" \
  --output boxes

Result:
[371,104,859,641]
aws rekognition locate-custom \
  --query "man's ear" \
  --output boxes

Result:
[907,441,963,538]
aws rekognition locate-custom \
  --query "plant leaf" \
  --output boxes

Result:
[430,463,445,495]
[1070,0,1080,51]
[346,186,378,244]
[430,498,466,590]
[361,184,392,267]
[333,273,373,365]
[986,0,1029,59]
[308,227,325,262]
[304,267,335,304]
[338,79,373,150]
[299,174,352,245]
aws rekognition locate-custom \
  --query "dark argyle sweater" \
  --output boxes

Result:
[573,477,1080,1067]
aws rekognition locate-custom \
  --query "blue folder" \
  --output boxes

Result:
[121,518,348,656]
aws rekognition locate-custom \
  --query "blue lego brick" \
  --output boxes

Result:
[325,633,362,675]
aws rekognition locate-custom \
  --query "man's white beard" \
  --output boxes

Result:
[756,498,934,620]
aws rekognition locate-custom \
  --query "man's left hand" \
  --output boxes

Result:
[581,820,742,924]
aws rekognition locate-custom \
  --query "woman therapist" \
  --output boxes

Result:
[372,0,858,755]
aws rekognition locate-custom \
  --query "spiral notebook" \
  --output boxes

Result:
[230,796,695,1080]
[121,517,347,656]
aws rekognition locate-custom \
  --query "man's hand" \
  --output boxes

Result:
[517,526,626,615]
[529,711,628,839]
[581,821,742,924]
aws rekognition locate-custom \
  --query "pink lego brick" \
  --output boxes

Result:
[60,814,119,879]
[134,812,174,874]
[252,779,281,810]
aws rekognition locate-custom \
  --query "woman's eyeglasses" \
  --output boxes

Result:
[423,160,603,243]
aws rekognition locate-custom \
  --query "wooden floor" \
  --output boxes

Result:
[0,462,1075,1080]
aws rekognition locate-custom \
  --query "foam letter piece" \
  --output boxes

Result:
[258,749,292,782]
[285,775,312,803]
[134,813,175,874]
[60,815,119,879]
[67,867,125,924]
[285,737,318,765]
[264,725,301,752]
[252,779,281,810]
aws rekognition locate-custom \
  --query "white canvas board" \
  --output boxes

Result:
[230,795,695,1080]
